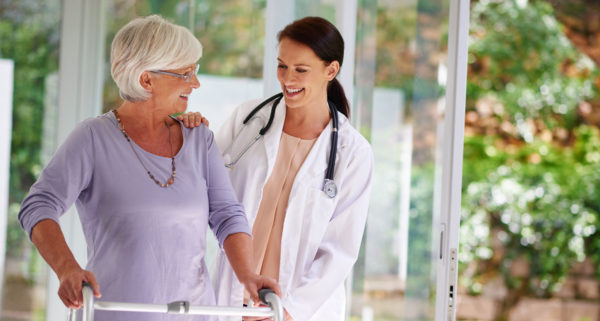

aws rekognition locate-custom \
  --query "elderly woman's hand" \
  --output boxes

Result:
[240,273,281,304]
[240,273,285,321]
[177,112,209,128]
[58,266,101,309]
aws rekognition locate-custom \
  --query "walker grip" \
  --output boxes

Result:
[258,289,274,305]
[257,288,284,321]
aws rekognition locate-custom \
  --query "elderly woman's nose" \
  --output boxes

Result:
[190,74,200,88]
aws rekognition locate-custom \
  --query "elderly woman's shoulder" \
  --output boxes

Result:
[177,118,214,142]
[76,112,120,133]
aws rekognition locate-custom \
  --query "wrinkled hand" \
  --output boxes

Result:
[177,112,209,128]
[58,267,101,309]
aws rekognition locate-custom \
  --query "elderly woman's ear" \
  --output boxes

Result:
[139,72,153,92]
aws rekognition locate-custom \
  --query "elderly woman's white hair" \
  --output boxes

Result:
[111,15,203,101]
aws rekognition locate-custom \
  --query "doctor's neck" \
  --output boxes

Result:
[283,100,331,139]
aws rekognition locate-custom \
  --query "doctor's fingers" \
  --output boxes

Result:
[178,112,208,128]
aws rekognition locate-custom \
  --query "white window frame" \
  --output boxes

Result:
[45,0,106,319]
[0,59,15,312]
[434,1,470,321]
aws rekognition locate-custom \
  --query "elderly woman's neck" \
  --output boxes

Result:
[117,100,177,131]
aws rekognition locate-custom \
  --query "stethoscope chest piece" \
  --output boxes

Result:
[323,179,337,198]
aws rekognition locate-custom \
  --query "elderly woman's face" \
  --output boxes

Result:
[147,64,200,113]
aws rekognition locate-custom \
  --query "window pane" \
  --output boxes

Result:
[351,0,450,320]
[1,0,62,320]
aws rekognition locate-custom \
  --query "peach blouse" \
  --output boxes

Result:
[251,132,316,281]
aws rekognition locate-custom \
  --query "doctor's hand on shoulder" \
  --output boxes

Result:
[176,112,208,128]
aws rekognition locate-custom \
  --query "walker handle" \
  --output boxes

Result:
[258,289,284,321]
[81,283,95,321]
[66,283,95,321]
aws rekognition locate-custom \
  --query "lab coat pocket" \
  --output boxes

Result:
[296,174,337,222]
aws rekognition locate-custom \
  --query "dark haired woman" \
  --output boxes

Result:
[183,16,373,320]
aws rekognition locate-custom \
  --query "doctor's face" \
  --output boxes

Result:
[276,38,333,110]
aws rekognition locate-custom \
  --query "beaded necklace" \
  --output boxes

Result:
[112,109,176,188]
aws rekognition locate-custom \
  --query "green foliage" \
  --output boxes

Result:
[460,0,600,299]
[374,3,447,103]
[1,1,61,260]
[468,0,598,130]
[460,126,600,296]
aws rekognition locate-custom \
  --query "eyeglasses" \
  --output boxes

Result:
[150,64,199,82]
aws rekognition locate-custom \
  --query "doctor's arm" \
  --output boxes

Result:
[283,146,374,321]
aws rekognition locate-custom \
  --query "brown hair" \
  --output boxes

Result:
[278,17,349,118]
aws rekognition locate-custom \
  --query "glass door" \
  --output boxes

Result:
[349,0,468,320]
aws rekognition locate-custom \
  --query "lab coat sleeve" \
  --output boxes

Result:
[283,144,374,321]
[215,99,257,154]
[18,121,95,239]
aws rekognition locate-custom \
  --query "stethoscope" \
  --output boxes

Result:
[223,92,339,198]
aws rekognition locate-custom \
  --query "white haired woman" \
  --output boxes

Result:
[18,15,278,321]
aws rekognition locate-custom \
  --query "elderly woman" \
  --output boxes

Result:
[18,15,278,321]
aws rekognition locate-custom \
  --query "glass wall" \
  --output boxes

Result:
[0,1,62,320]
[350,0,450,320]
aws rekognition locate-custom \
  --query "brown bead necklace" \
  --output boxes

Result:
[113,109,176,188]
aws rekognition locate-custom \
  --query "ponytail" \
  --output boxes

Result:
[327,78,350,118]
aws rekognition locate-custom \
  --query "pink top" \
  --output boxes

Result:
[252,132,316,281]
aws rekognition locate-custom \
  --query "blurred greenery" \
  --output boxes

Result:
[1,0,61,264]
[467,0,598,130]
[460,127,600,296]
[459,0,600,303]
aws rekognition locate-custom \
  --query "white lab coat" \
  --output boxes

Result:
[212,97,373,321]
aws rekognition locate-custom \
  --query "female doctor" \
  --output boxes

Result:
[181,17,373,321]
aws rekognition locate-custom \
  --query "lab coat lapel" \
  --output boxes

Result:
[261,98,286,179]
[294,115,334,183]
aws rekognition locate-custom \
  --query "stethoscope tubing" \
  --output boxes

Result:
[227,93,339,198]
